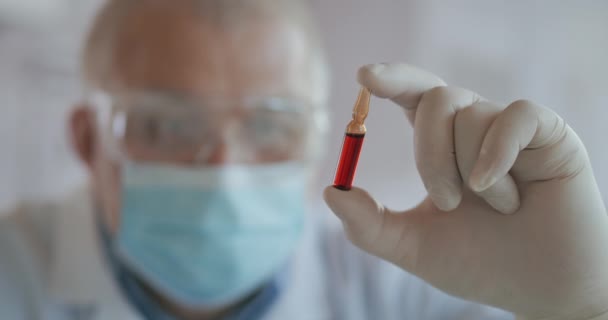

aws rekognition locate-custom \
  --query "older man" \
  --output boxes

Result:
[2,0,608,319]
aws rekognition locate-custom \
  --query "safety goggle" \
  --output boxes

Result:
[90,91,328,165]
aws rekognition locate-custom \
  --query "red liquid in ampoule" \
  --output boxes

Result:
[333,133,365,190]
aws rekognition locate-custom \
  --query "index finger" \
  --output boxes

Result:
[357,63,447,124]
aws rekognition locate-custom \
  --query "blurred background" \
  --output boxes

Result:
[1,0,607,214]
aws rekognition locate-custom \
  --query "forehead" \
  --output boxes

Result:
[100,2,313,100]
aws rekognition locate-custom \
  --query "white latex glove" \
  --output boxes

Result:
[324,63,608,320]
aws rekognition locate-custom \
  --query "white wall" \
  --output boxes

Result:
[1,0,607,213]
[0,1,99,211]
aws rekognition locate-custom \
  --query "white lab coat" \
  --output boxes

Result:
[0,187,513,320]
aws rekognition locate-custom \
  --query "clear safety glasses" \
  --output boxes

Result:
[90,91,327,165]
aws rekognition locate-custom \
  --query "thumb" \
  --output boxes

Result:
[323,186,426,272]
[323,186,385,246]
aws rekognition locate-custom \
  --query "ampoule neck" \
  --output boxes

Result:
[346,121,366,135]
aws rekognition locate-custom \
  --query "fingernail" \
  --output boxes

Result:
[485,192,520,215]
[428,184,461,212]
[469,149,495,192]
[366,63,388,75]
[470,170,496,192]
[437,196,461,212]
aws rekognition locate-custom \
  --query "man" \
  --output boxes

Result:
[1,0,607,319]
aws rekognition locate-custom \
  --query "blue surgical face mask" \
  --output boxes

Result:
[115,161,307,308]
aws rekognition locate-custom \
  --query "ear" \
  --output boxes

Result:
[69,105,98,170]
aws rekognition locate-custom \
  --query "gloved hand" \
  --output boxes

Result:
[324,63,608,320]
